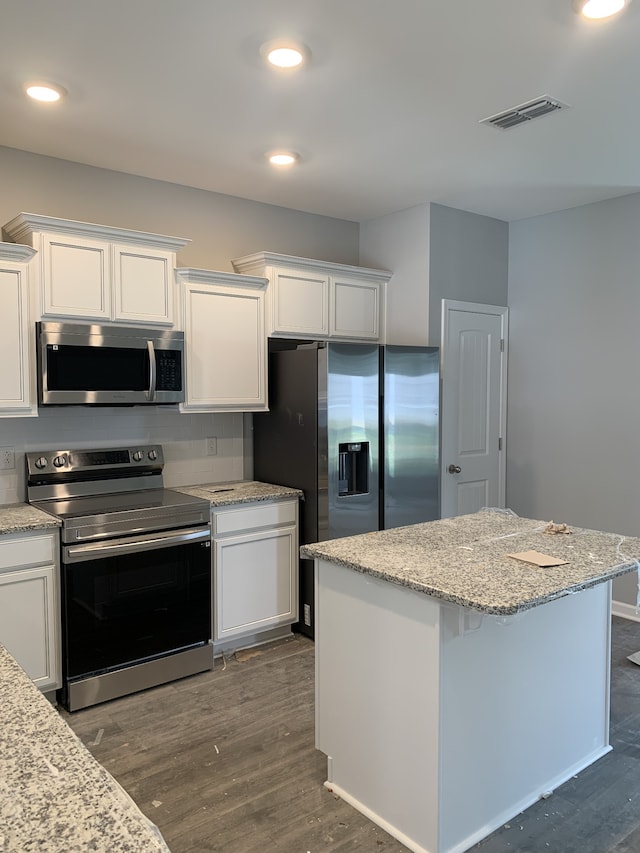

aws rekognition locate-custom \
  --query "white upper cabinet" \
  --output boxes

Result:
[330,273,381,339]
[0,242,37,417]
[112,243,177,324]
[271,265,330,338]
[3,213,189,326]
[176,267,268,412]
[232,251,390,342]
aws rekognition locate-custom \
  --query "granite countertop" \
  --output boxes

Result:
[0,644,170,852]
[0,482,301,533]
[0,503,60,536]
[175,480,302,506]
[300,509,640,615]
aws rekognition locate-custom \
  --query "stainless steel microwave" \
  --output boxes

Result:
[36,321,185,406]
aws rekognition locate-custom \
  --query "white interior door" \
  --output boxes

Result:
[440,300,508,518]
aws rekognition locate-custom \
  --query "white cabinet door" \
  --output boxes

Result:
[212,498,299,644]
[0,566,59,691]
[330,275,382,340]
[179,269,267,412]
[113,244,175,325]
[0,531,60,692]
[0,245,37,417]
[271,267,330,338]
[41,237,174,325]
[41,232,111,320]
[214,524,297,641]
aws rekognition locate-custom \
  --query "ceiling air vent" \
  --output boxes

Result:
[480,95,569,130]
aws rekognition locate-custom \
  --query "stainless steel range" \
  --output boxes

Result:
[26,444,213,711]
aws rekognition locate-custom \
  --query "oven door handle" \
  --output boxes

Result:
[63,526,211,563]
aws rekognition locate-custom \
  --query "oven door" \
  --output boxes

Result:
[61,526,211,684]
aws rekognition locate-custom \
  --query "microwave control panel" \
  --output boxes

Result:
[156,350,182,391]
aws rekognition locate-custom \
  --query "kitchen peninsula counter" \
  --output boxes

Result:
[0,642,170,853]
[304,510,640,853]
[175,479,302,507]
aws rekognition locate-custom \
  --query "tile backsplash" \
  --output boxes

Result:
[0,407,245,505]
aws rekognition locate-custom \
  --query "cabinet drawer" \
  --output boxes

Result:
[0,532,56,572]
[213,500,297,536]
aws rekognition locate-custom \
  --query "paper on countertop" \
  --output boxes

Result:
[507,550,569,568]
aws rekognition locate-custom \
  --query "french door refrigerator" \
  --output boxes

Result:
[253,341,440,638]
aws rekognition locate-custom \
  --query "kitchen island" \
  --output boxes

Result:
[301,509,640,853]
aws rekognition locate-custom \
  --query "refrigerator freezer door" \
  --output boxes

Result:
[253,344,324,640]
[382,346,440,529]
[253,345,321,546]
[326,344,380,539]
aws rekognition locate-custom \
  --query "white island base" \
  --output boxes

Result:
[315,560,612,853]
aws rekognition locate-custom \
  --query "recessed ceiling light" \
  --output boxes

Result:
[261,41,309,69]
[573,0,631,18]
[24,81,67,103]
[266,151,300,167]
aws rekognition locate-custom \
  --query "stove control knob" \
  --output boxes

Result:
[34,456,48,470]
[132,450,144,462]
[53,454,67,468]
[148,449,159,461]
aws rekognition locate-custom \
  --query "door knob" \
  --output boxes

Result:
[448,464,462,474]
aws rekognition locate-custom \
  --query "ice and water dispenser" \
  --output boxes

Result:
[338,442,370,497]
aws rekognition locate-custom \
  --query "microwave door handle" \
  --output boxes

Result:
[147,339,156,401]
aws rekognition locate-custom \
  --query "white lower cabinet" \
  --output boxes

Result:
[0,530,60,692]
[212,499,298,643]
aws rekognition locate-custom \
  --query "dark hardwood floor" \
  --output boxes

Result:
[63,616,640,853]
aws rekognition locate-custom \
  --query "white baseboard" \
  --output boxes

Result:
[213,625,293,657]
[612,600,640,622]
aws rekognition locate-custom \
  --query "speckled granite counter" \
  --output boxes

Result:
[301,508,640,615]
[175,480,302,506]
[0,502,60,535]
[0,642,170,852]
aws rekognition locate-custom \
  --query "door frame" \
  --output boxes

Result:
[440,299,509,515]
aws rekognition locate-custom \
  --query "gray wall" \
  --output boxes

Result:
[0,146,359,270]
[508,192,640,609]
[428,203,508,345]
[359,203,430,345]
[360,202,508,347]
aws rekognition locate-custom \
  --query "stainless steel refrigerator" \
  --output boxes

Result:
[253,340,440,638]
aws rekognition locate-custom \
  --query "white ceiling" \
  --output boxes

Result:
[2,0,639,223]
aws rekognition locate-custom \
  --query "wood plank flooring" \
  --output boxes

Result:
[62,616,640,853]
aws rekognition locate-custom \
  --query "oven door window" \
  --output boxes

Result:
[62,539,211,679]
